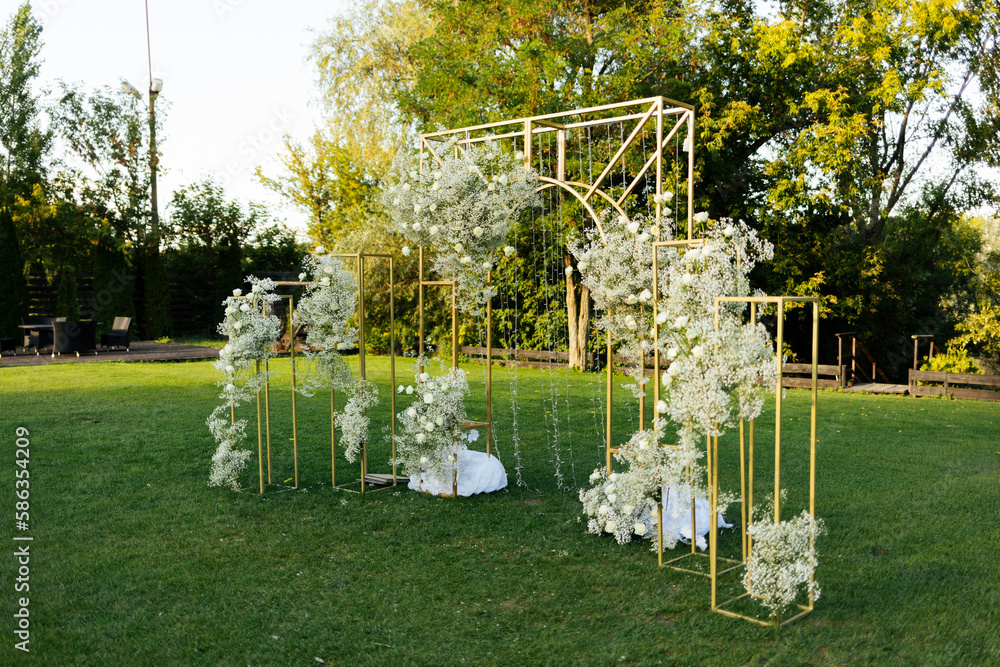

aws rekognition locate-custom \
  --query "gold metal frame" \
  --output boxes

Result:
[706,296,820,626]
[325,253,399,494]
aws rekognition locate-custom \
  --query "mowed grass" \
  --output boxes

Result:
[0,356,998,666]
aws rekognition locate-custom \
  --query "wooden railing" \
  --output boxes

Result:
[835,332,890,384]
[908,370,1000,402]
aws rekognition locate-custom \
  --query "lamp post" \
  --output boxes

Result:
[121,78,162,253]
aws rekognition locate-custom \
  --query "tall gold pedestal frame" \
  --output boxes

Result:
[323,253,399,494]
[704,296,820,626]
[416,247,493,498]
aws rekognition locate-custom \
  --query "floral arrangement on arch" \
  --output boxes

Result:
[743,500,825,624]
[383,139,540,311]
[293,249,378,464]
[574,213,779,544]
[208,277,282,490]
[393,356,478,484]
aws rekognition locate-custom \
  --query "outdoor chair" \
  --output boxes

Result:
[100,316,132,352]
[22,316,59,354]
[0,337,15,357]
[52,320,98,357]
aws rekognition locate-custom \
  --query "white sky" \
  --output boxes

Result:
[9,0,352,236]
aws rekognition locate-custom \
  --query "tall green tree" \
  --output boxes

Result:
[0,2,48,337]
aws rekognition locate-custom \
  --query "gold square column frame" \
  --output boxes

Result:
[418,97,697,493]
[707,295,820,626]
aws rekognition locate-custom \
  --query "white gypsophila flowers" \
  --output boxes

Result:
[743,510,825,619]
[394,356,474,482]
[208,276,282,490]
[383,138,540,312]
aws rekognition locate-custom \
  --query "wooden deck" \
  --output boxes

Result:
[841,382,909,395]
[0,341,220,367]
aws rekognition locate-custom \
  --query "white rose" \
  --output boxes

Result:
[430,225,439,235]
[315,245,325,254]
[397,385,405,393]
[667,362,680,376]
[694,211,710,223]
[435,416,443,426]
[692,345,704,358]
[402,246,411,256]
[419,455,428,464]
[626,295,638,305]
[661,371,672,386]
[416,434,426,444]
[498,174,508,185]
[424,422,434,432]
[639,289,652,302]
[578,260,588,271]
[504,246,516,257]
[634,522,648,536]
[626,318,637,331]
[604,483,617,494]
[565,266,574,275]
[686,248,701,262]
[225,383,235,392]
[413,205,421,214]
[482,261,492,270]
[402,182,411,191]
[473,226,484,237]
[607,493,617,505]
[320,277,330,286]
[598,505,610,517]
[666,347,678,360]
[454,243,464,253]
[638,439,649,450]
[240,304,250,312]
[682,273,693,285]
[656,311,668,325]
[406,407,417,418]
[674,315,689,329]
[623,504,635,514]
[225,364,235,374]
[604,520,616,533]
[638,232,650,243]
[655,400,667,414]
[324,266,334,274]
[429,203,437,211]
[724,224,735,237]
[423,393,434,404]
[487,183,496,191]
[460,256,472,265]
[626,221,641,234]
[619,215,630,226]
[419,372,430,382]
[406,385,414,394]
[233,321,242,330]
[662,191,674,202]
[431,182,440,191]
[298,272,307,281]
[412,222,421,231]
[232,288,242,297]
[609,473,619,482]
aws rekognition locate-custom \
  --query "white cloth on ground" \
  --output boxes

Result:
[407,446,508,496]
[637,485,732,550]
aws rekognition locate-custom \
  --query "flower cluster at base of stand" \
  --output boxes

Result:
[579,420,714,548]
[743,508,825,618]
[292,250,377,463]
[208,276,282,490]
[394,356,475,482]
[383,139,539,311]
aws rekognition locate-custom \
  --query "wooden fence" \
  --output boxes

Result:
[908,370,1000,401]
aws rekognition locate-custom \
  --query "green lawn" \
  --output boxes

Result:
[0,357,998,665]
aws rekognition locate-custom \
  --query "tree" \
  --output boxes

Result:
[0,2,48,338]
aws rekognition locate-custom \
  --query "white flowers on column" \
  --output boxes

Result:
[208,277,282,490]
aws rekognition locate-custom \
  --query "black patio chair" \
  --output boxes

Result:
[0,337,15,357]
[22,316,60,355]
[52,320,98,357]
[100,316,132,352]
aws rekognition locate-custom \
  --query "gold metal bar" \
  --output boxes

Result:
[256,360,263,494]
[359,254,367,494]
[390,257,397,486]
[652,245,661,410]
[451,283,459,370]
[655,97,663,225]
[658,502,664,567]
[557,130,566,181]
[290,295,299,489]
[584,102,657,203]
[331,386,336,488]
[421,280,458,286]
[524,120,533,170]
[265,359,272,484]
[810,300,819,605]
[687,111,695,239]
[774,299,784,523]
[418,247,425,358]
[486,275,493,458]
[710,430,719,609]
[749,302,757,558]
[606,333,613,476]
[740,420,747,561]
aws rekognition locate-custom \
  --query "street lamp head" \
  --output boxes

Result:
[150,78,163,95]
[121,80,142,100]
